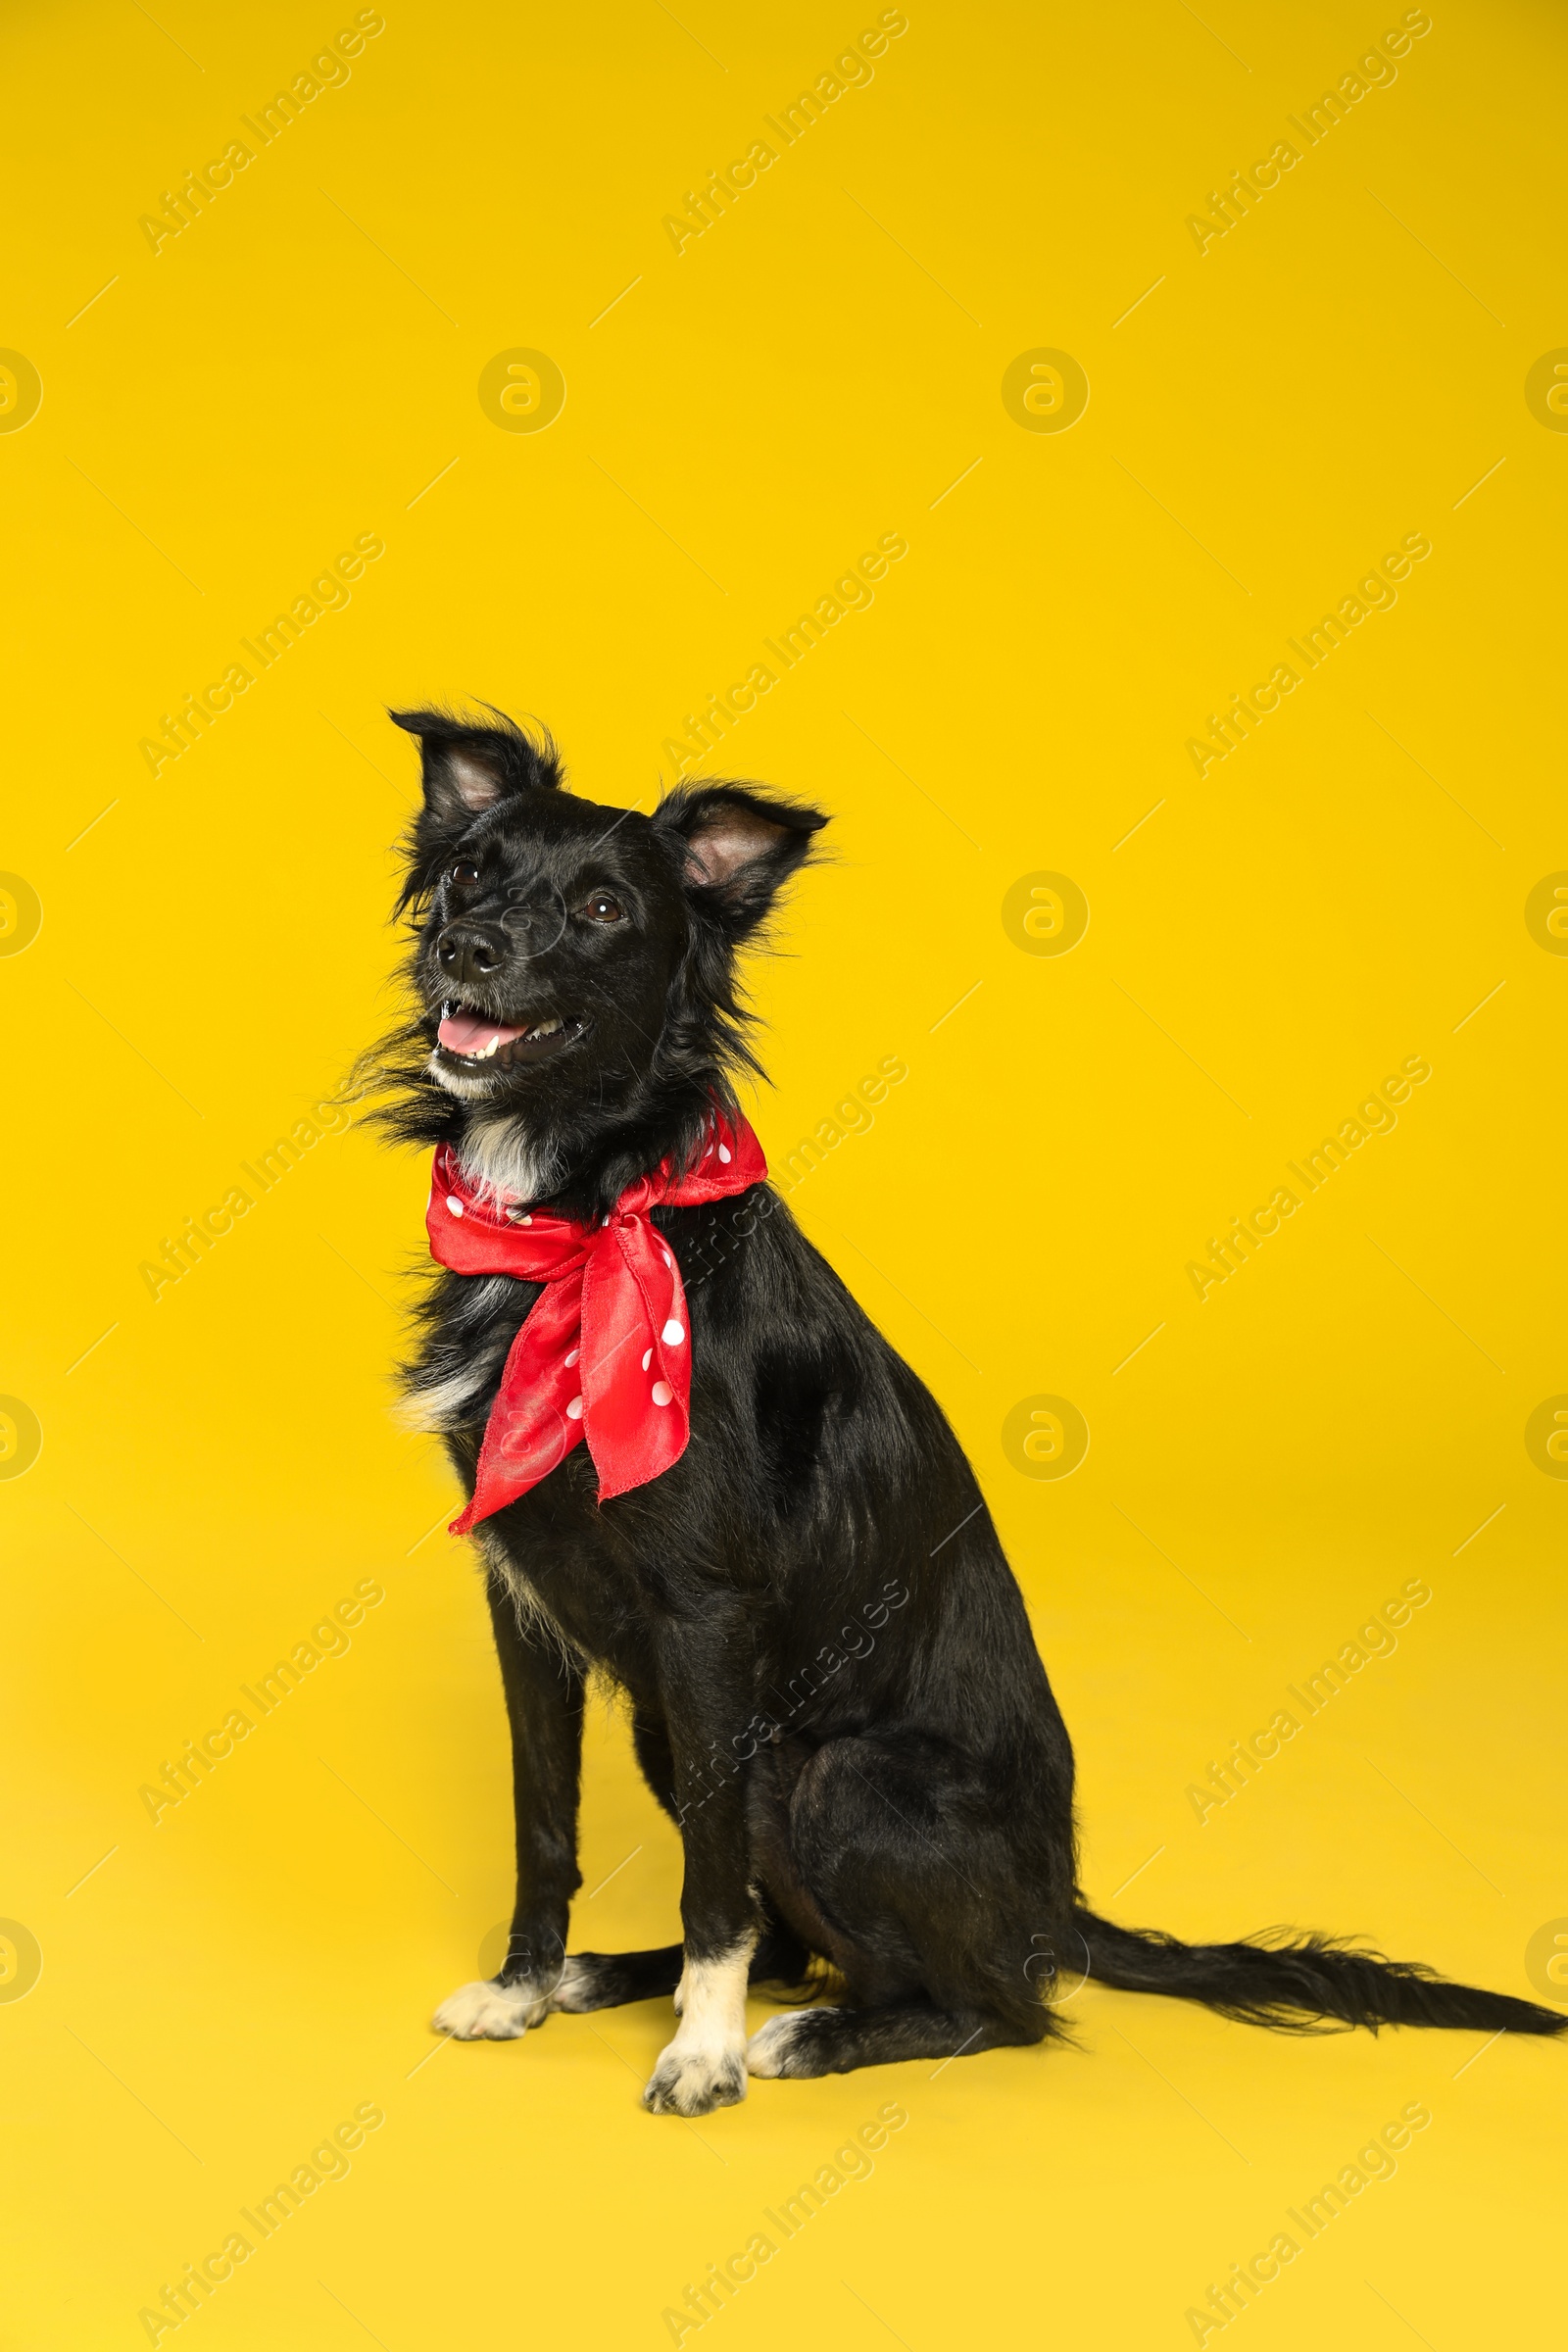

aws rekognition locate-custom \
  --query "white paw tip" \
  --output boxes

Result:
[747,2007,836,2077]
[433,1978,542,2040]
[643,2040,749,2115]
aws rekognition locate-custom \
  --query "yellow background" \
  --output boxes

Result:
[3,0,1566,2343]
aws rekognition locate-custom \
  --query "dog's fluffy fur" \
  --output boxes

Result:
[360,707,1564,2116]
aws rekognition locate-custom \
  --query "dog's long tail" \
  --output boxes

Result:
[1072,1904,1565,2036]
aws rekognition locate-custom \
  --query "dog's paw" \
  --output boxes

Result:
[642,2036,748,2117]
[433,1978,551,2040]
[747,2007,839,2078]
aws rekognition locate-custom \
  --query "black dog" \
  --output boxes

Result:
[363,706,1562,2116]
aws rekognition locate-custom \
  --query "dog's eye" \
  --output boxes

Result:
[584,891,625,924]
[449,861,480,888]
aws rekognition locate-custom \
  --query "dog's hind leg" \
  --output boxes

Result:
[744,1731,1061,2079]
[558,1923,809,2014]
[555,1946,683,2011]
[748,1999,1044,2078]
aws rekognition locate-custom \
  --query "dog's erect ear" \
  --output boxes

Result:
[656,783,827,941]
[390,707,564,824]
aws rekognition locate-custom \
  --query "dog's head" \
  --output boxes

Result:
[375,708,825,1201]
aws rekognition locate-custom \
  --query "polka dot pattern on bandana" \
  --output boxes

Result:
[425,1105,766,1531]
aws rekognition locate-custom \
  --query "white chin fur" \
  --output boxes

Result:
[422,1048,555,1202]
[428,1048,509,1101]
[459,1115,553,1207]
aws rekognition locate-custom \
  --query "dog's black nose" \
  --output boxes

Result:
[436,921,508,985]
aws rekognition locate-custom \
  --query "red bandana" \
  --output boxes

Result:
[425,1108,767,1533]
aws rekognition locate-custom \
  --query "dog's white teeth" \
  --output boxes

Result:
[533,1016,562,1037]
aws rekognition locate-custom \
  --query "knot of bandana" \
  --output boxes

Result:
[425,1108,767,1533]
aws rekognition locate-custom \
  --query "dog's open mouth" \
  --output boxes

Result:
[435,1002,590,1067]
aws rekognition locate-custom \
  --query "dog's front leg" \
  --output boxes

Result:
[642,1617,760,2117]
[433,1563,585,2041]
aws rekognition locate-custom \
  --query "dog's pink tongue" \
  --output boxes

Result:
[438,1010,528,1053]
